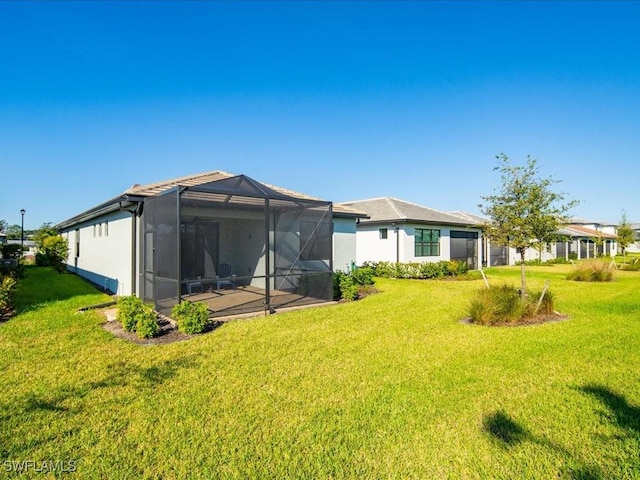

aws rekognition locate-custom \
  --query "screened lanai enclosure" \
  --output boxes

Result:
[141,175,333,318]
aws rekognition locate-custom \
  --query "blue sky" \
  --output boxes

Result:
[1,1,639,230]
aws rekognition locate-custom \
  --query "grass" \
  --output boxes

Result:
[1,266,640,479]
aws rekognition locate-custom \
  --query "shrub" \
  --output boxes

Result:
[0,275,17,315]
[338,274,359,301]
[362,260,469,280]
[39,236,69,273]
[334,269,376,301]
[351,267,374,286]
[135,304,159,339]
[333,270,346,300]
[468,284,556,325]
[171,300,209,334]
[566,260,615,282]
[1,244,23,261]
[117,295,145,332]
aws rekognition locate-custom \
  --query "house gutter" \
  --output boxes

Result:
[394,223,400,263]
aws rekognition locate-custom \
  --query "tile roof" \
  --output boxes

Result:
[337,197,480,226]
[57,170,366,229]
[558,224,617,239]
[124,170,365,217]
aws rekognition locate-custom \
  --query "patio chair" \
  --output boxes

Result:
[216,263,236,291]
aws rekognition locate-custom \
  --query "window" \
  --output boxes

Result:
[414,228,440,256]
[98,224,102,237]
[104,221,109,237]
[379,228,388,239]
[75,229,80,258]
[93,225,96,237]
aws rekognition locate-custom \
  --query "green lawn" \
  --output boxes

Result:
[1,266,639,479]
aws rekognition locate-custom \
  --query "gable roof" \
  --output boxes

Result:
[558,224,617,239]
[337,197,480,227]
[56,170,365,230]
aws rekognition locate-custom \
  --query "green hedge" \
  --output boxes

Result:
[361,260,469,279]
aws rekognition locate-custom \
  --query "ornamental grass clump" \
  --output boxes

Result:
[566,260,615,282]
[468,284,555,326]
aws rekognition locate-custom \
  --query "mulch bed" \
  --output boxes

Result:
[460,312,569,327]
[100,309,223,345]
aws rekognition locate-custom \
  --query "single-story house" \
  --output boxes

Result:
[55,171,365,318]
[335,197,484,269]
[7,239,38,260]
[554,221,618,260]
[471,216,618,265]
[627,223,640,253]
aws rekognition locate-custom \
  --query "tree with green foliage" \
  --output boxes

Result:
[0,219,8,233]
[5,224,22,240]
[479,154,578,298]
[39,236,69,272]
[34,223,59,249]
[616,211,634,265]
[34,224,68,273]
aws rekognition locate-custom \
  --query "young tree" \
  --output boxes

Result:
[616,211,634,265]
[40,236,69,273]
[34,223,68,272]
[479,154,578,297]
[34,223,59,249]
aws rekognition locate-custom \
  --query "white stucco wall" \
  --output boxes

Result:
[356,223,482,266]
[62,210,134,295]
[355,224,399,264]
[333,217,357,272]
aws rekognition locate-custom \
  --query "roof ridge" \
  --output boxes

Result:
[336,196,392,205]
[388,196,450,214]
[385,197,407,219]
[125,170,236,194]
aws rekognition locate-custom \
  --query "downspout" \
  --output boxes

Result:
[130,211,136,295]
[394,223,400,263]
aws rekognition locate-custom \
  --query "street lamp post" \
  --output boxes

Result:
[20,209,25,252]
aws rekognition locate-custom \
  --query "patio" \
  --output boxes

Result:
[181,284,333,319]
[141,174,334,317]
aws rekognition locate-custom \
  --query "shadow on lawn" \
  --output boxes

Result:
[482,410,602,479]
[13,267,109,314]
[578,384,640,437]
[0,355,201,457]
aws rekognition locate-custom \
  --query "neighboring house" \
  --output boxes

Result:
[627,223,640,253]
[450,215,618,265]
[336,197,484,269]
[7,239,38,260]
[55,170,364,318]
[559,218,618,259]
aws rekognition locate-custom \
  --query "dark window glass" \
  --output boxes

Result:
[414,228,440,256]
